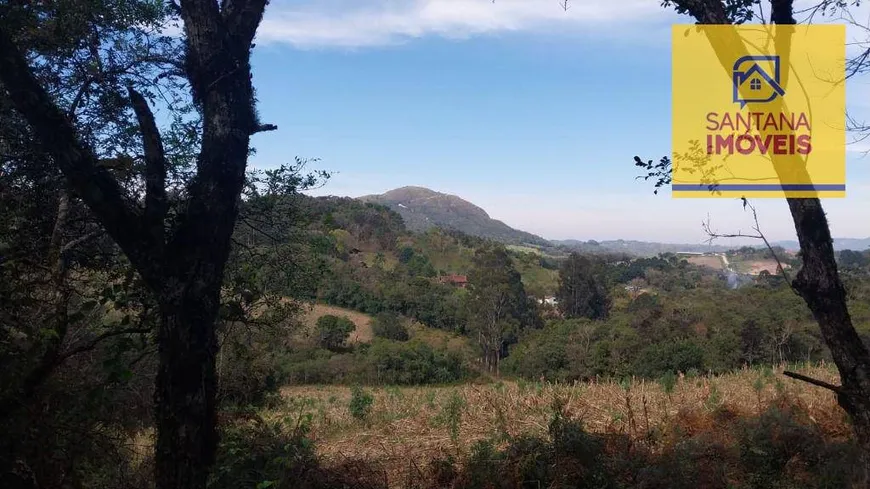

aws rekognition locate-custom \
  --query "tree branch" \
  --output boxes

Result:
[127,85,168,248]
[0,26,161,287]
[223,0,270,46]
[60,326,153,361]
[771,0,796,24]
[783,370,841,393]
[60,230,102,255]
[702,199,797,293]
[666,0,731,23]
[253,123,277,133]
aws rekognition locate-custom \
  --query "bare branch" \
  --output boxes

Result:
[783,370,842,393]
[60,327,153,361]
[127,85,168,247]
[60,230,102,254]
[253,123,278,134]
[703,199,797,293]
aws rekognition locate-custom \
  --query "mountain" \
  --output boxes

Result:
[358,186,550,246]
[771,238,870,252]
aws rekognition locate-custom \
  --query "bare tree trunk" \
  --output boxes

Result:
[0,2,272,487]
[154,290,220,489]
[672,0,870,475]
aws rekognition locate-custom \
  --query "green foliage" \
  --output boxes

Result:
[557,253,612,320]
[348,386,374,421]
[367,339,465,385]
[315,315,355,352]
[660,373,677,399]
[397,246,415,264]
[504,260,854,381]
[838,249,870,270]
[634,340,705,378]
[277,338,466,386]
[467,244,541,371]
[210,410,390,489]
[502,320,595,382]
[217,318,298,408]
[210,413,317,489]
[434,391,466,444]
[450,409,609,488]
[371,311,409,341]
[438,401,863,488]
[734,405,863,488]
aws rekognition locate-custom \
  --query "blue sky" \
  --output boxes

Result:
[244,0,870,244]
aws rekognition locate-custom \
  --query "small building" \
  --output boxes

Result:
[439,274,468,288]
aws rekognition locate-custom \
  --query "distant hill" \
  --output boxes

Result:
[358,186,550,247]
[554,237,870,256]
[354,186,870,255]
[771,238,870,252]
[552,239,737,257]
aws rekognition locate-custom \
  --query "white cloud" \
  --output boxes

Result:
[219,0,870,50]
[256,0,672,48]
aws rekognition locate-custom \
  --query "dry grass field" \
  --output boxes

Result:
[686,255,726,270]
[270,363,849,486]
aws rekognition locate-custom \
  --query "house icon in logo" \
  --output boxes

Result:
[732,55,785,108]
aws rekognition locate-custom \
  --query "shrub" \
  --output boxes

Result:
[433,391,465,444]
[210,410,389,489]
[348,385,374,421]
[735,404,863,487]
[210,412,318,489]
[371,311,409,341]
[634,340,705,378]
[367,339,464,385]
[450,411,608,488]
[315,315,355,352]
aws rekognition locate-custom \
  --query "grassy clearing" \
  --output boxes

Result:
[271,363,848,487]
[506,245,543,255]
[407,321,477,361]
[300,304,374,344]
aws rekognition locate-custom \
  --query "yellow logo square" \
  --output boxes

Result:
[671,24,845,198]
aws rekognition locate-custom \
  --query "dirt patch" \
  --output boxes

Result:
[744,259,788,276]
[686,256,725,270]
[301,304,374,344]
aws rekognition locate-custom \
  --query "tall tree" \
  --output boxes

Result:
[467,245,538,374]
[639,0,870,473]
[0,1,274,487]
[557,253,611,320]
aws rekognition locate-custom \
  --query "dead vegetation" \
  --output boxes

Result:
[272,363,850,487]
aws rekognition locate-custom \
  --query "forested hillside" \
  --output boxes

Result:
[245,193,870,384]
